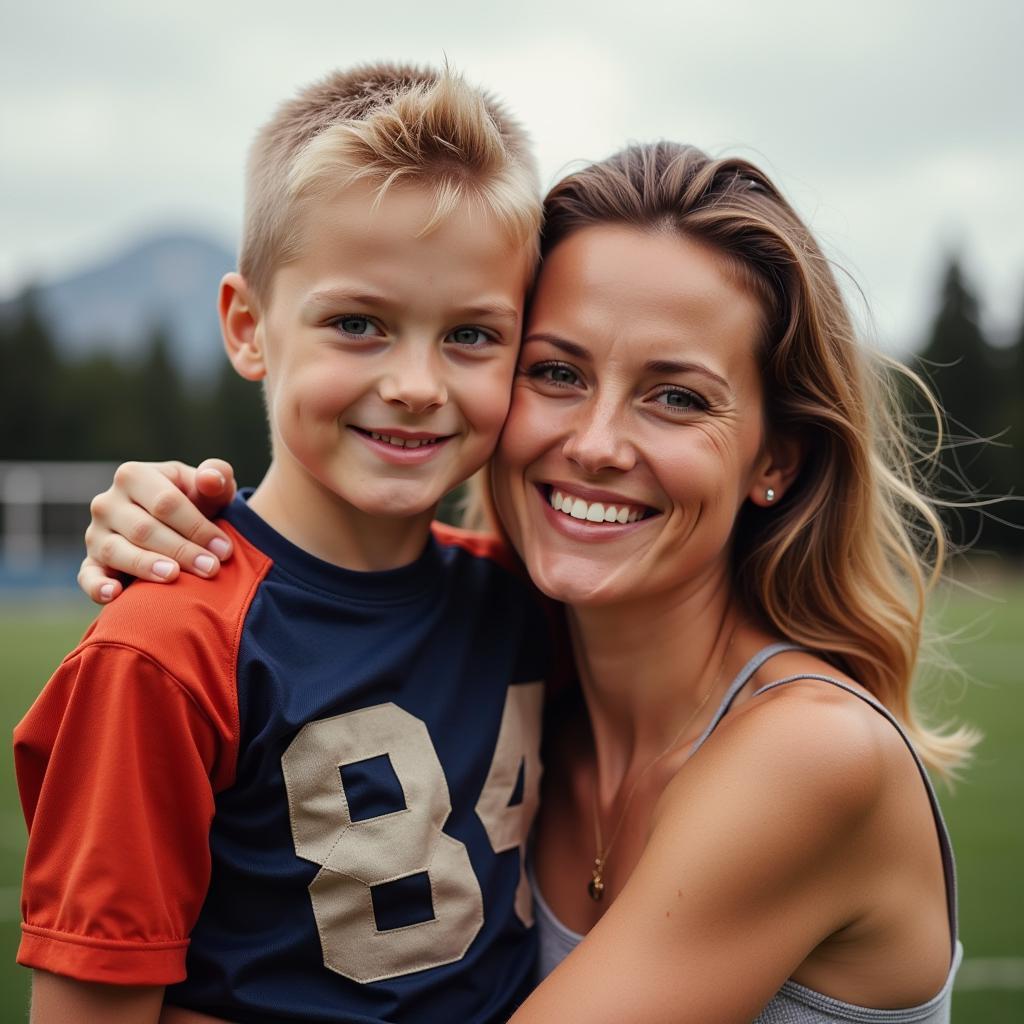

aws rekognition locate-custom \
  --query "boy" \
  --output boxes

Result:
[15,64,550,1023]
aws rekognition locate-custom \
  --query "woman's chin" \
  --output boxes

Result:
[525,553,629,608]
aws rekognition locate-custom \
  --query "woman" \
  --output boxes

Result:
[79,142,972,1022]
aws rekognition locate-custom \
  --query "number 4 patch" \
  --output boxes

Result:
[281,683,543,982]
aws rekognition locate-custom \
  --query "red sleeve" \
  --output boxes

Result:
[14,643,226,986]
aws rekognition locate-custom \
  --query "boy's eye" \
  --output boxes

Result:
[447,327,492,347]
[335,316,381,337]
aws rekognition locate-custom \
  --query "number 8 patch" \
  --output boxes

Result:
[281,685,543,982]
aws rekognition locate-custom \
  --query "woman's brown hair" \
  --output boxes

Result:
[530,141,976,776]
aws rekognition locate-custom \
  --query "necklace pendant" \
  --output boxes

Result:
[588,860,605,902]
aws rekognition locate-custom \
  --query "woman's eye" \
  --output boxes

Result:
[654,388,705,411]
[526,362,580,387]
[335,316,380,337]
[447,327,492,347]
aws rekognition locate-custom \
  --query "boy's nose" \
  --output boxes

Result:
[378,364,447,414]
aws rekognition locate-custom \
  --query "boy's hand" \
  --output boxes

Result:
[79,459,237,604]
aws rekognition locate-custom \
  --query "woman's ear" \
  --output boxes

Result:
[748,433,804,507]
[219,272,266,381]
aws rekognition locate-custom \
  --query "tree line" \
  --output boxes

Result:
[1,255,1021,555]
[0,287,269,489]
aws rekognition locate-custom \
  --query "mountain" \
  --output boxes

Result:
[1,231,237,379]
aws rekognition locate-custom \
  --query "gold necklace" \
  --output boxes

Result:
[587,623,740,901]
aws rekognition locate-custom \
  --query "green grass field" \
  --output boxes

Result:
[0,583,1021,1021]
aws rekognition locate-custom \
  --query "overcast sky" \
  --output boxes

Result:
[2,0,1022,353]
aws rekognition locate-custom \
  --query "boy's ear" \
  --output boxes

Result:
[748,432,804,508]
[219,272,266,381]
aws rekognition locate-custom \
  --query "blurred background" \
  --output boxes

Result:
[1,1,1021,1019]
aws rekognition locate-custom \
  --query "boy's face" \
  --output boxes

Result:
[248,181,530,522]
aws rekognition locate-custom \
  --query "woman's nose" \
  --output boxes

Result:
[560,403,637,474]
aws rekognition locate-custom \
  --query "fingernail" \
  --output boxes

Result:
[209,538,231,559]
[153,560,175,579]
[100,583,116,601]
[194,554,216,575]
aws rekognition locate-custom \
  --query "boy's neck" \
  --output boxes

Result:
[247,461,437,572]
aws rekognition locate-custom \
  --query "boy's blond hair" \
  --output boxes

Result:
[240,62,541,302]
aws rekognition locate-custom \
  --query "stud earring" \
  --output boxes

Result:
[765,488,776,503]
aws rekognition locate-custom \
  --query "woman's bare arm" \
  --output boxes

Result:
[511,685,894,1024]
[78,459,237,603]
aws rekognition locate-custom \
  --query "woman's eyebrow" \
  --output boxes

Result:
[522,333,590,359]
[645,359,731,391]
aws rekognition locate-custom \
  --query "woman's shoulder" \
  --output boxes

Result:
[659,647,911,839]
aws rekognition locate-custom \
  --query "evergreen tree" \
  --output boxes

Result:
[57,353,146,461]
[916,256,1015,551]
[917,257,999,454]
[999,293,1024,555]
[0,286,62,458]
[1011,292,1024,449]
[205,357,270,487]
[135,325,189,460]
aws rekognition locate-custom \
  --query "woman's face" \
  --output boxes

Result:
[493,224,783,608]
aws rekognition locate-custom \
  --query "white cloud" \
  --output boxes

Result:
[1,0,1022,348]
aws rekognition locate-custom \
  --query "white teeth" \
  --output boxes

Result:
[367,431,438,449]
[547,488,648,525]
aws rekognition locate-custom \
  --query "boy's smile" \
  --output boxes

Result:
[224,180,531,569]
[352,427,454,464]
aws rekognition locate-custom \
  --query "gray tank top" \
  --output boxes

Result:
[531,643,962,1022]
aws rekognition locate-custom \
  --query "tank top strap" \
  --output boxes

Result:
[687,642,804,759]
[749,673,959,955]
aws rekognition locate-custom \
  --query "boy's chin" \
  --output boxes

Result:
[350,490,443,522]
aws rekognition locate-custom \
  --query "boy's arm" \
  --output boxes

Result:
[31,971,163,1024]
[79,458,237,603]
[16,640,233,994]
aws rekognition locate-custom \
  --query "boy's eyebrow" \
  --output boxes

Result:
[306,288,392,311]
[524,333,731,391]
[455,302,521,324]
[306,289,520,324]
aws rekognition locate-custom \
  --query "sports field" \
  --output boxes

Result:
[1,582,1021,1021]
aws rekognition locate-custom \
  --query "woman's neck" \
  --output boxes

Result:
[566,571,747,801]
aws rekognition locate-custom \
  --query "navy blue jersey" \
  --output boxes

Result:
[17,493,550,1023]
